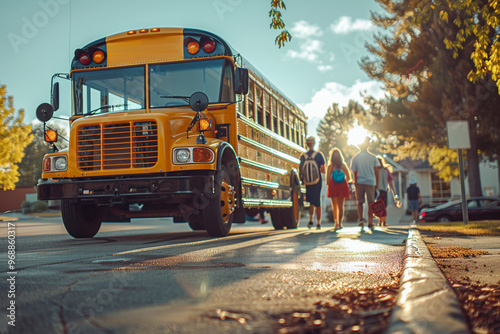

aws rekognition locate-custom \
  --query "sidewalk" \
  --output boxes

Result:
[387,206,500,334]
[0,210,61,221]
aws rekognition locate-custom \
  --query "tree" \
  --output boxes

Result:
[16,122,68,187]
[360,0,495,196]
[0,85,33,190]
[269,0,291,48]
[428,0,500,93]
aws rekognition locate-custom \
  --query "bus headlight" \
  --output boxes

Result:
[54,157,68,171]
[175,149,190,163]
[173,147,215,164]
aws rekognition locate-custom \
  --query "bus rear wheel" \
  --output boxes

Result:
[283,186,301,229]
[204,166,236,237]
[61,200,102,238]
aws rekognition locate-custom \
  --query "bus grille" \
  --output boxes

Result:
[77,121,158,171]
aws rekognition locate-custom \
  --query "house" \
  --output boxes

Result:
[0,186,37,212]
[387,157,499,209]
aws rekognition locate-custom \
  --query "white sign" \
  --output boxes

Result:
[447,120,470,149]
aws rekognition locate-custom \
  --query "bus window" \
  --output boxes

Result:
[278,104,284,137]
[149,59,235,108]
[256,86,263,126]
[272,98,278,133]
[73,66,145,115]
[264,92,271,130]
[285,110,290,140]
[247,80,255,120]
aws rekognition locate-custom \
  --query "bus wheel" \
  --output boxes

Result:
[204,166,235,237]
[61,200,102,238]
[280,184,301,229]
[270,209,284,230]
[187,214,206,231]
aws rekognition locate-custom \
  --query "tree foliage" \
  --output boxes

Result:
[269,0,291,48]
[427,0,500,93]
[359,0,500,195]
[0,85,33,190]
[16,122,68,187]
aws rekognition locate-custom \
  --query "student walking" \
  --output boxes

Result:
[407,178,422,223]
[326,148,351,229]
[299,136,326,229]
[350,137,380,228]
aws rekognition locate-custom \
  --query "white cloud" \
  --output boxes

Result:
[286,39,323,62]
[298,80,386,121]
[290,20,323,39]
[330,16,373,34]
[317,64,333,72]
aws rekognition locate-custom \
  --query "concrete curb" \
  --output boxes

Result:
[386,226,471,334]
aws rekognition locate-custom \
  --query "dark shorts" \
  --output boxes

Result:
[355,184,375,204]
[306,182,322,207]
[409,200,420,212]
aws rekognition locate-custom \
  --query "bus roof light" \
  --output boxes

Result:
[127,30,137,35]
[139,29,148,33]
[185,37,200,55]
[201,38,216,53]
[92,50,105,64]
[79,52,90,65]
[151,28,160,32]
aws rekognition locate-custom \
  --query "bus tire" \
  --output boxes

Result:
[187,214,206,230]
[275,172,301,229]
[204,165,235,237]
[61,200,102,238]
[270,209,283,229]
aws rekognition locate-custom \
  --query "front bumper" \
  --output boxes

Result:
[37,174,215,205]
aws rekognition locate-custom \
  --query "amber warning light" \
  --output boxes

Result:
[184,37,216,55]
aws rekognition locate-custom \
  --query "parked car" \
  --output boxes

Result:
[419,196,500,222]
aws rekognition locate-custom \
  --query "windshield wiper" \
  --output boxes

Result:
[87,104,128,115]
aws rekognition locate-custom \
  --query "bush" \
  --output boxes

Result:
[31,201,49,212]
[21,200,31,213]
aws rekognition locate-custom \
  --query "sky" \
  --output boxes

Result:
[0,0,386,137]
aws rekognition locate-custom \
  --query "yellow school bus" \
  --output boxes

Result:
[36,28,307,238]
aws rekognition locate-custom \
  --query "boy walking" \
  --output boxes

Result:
[407,178,422,223]
[300,136,326,229]
[350,137,380,228]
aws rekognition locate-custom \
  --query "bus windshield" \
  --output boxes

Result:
[149,58,235,108]
[72,66,145,116]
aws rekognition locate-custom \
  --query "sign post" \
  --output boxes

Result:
[446,121,470,225]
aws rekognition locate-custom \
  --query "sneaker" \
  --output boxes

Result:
[259,220,269,224]
[358,219,365,227]
[307,221,313,229]
[316,225,321,230]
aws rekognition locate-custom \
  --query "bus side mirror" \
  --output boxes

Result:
[52,82,60,111]
[234,68,249,95]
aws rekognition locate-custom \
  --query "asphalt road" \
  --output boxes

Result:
[0,215,409,334]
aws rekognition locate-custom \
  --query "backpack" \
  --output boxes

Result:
[332,168,345,183]
[300,151,320,186]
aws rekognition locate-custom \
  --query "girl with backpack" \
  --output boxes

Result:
[326,148,352,229]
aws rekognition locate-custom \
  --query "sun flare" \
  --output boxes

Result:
[347,124,369,147]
